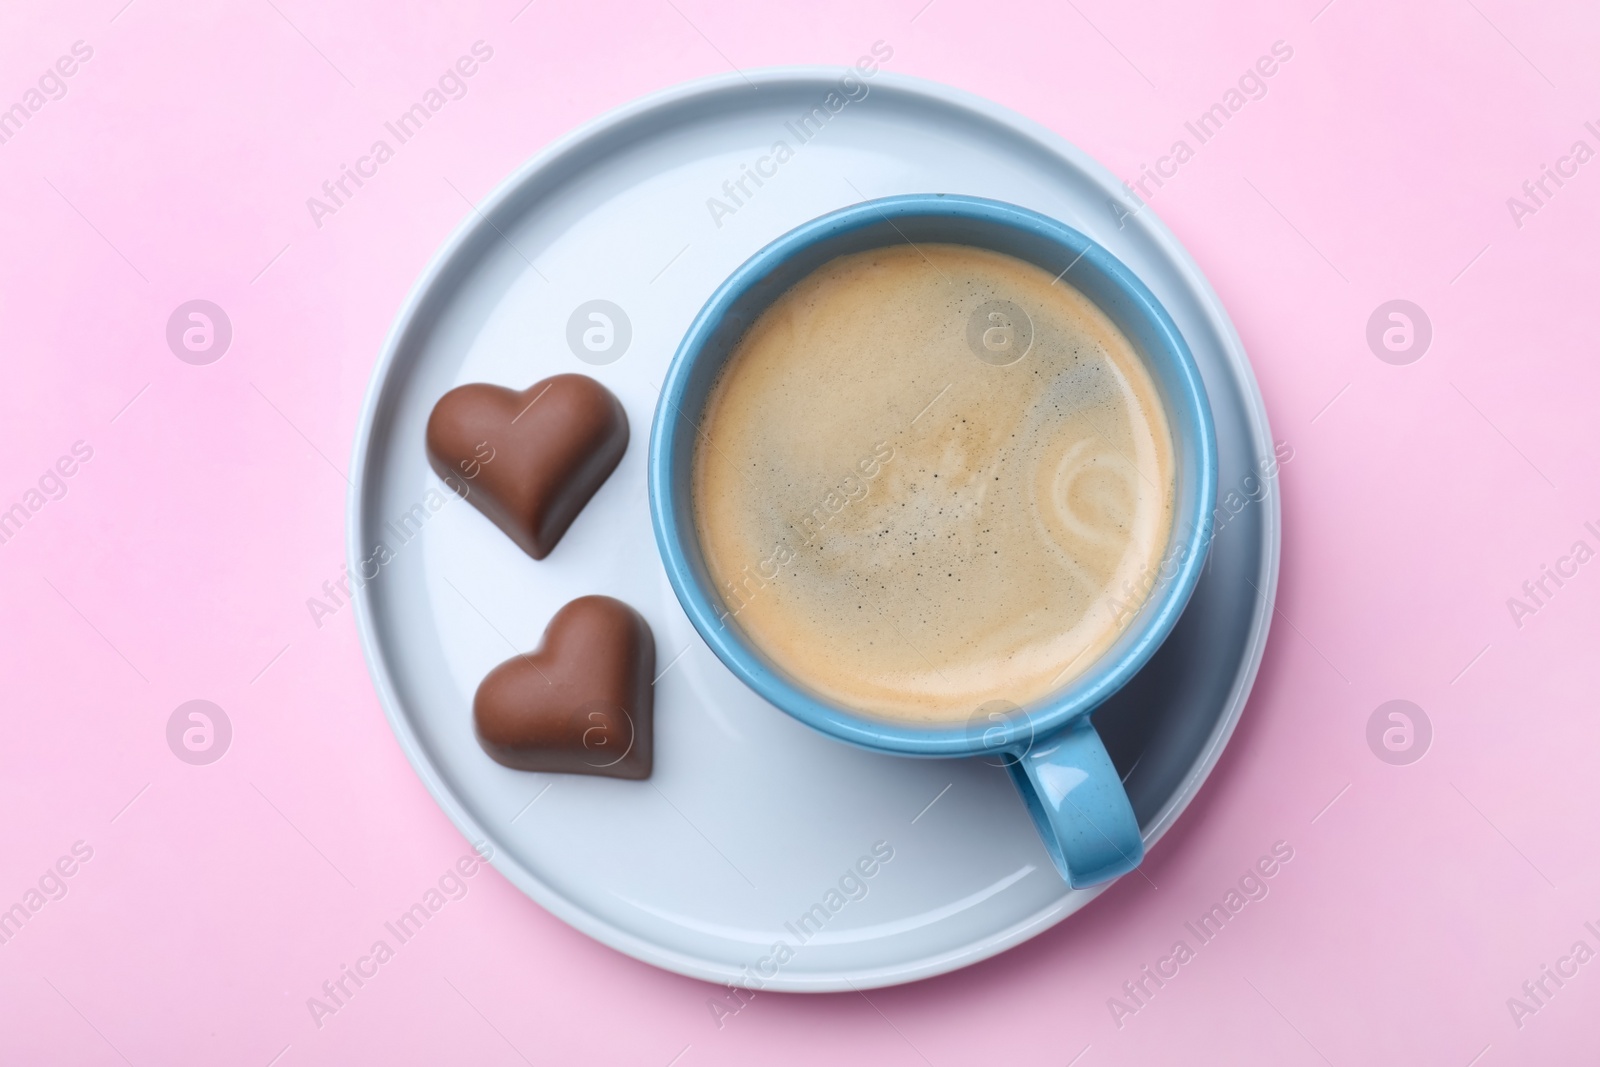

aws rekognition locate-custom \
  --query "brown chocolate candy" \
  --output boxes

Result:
[426,374,628,560]
[474,595,655,779]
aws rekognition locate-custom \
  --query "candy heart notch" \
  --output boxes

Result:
[426,374,629,560]
[474,595,655,779]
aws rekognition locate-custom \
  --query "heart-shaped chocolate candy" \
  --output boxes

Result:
[474,595,655,779]
[426,374,628,560]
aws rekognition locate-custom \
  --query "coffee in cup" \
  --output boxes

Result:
[692,242,1175,722]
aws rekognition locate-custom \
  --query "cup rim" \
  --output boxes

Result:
[648,193,1218,757]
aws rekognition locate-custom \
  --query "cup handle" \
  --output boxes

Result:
[1005,716,1144,889]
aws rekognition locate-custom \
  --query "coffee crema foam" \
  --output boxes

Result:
[693,244,1175,722]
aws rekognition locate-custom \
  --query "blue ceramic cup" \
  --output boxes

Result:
[649,195,1216,889]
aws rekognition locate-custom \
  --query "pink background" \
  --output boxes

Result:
[3,0,1598,1063]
